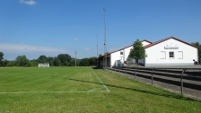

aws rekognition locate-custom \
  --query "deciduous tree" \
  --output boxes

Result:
[15,55,31,67]
[57,54,71,66]
[129,39,145,66]
[191,42,201,63]
[0,52,4,66]
[37,55,48,63]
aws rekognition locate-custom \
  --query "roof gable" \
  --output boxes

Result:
[110,40,152,54]
[144,36,197,49]
[142,40,152,44]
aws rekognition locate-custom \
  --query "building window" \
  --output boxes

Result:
[120,52,123,55]
[160,51,166,59]
[169,52,174,58]
[178,51,183,59]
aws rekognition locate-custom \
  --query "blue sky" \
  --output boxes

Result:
[0,0,201,60]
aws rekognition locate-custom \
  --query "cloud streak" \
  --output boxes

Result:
[0,43,67,53]
[84,48,90,52]
[73,37,79,41]
[19,0,37,6]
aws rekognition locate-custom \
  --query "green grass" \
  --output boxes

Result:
[0,67,201,113]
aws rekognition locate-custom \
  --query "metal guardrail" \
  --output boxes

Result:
[108,67,201,95]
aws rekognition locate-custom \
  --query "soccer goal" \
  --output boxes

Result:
[38,63,50,67]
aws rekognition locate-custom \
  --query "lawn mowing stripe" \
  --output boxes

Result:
[92,70,110,92]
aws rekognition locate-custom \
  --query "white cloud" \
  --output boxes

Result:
[0,43,66,53]
[84,48,90,52]
[19,0,37,6]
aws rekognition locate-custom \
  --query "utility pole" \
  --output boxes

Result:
[74,51,77,67]
[103,8,107,69]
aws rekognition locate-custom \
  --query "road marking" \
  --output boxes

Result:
[92,70,110,92]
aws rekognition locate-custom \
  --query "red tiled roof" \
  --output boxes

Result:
[142,40,152,44]
[144,36,197,49]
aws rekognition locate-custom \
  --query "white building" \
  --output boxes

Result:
[38,63,50,67]
[109,37,198,67]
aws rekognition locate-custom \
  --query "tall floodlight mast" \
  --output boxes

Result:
[103,8,107,69]
[96,35,99,58]
[96,35,99,66]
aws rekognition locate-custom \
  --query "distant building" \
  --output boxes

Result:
[107,36,198,67]
[38,63,50,67]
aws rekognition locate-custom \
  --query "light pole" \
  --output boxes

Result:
[96,35,99,58]
[103,8,107,69]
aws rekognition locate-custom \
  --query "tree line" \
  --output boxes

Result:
[0,52,98,67]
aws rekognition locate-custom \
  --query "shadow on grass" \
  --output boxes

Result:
[66,78,195,101]
[92,66,103,69]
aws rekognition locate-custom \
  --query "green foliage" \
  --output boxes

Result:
[0,52,4,66]
[1,53,97,67]
[57,54,71,66]
[29,59,38,67]
[6,61,16,67]
[129,39,145,65]
[15,55,31,67]
[0,52,3,60]
[191,42,201,61]
[37,55,48,63]
[79,58,89,66]
[53,57,61,66]
[79,57,97,66]
[89,57,97,66]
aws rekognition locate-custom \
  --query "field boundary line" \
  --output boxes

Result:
[0,90,109,94]
[92,70,110,92]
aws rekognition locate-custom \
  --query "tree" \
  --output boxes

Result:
[0,52,3,66]
[191,42,201,63]
[57,54,71,66]
[30,59,38,67]
[0,52,4,66]
[37,55,48,63]
[0,52,3,60]
[7,61,16,67]
[129,39,145,66]
[53,57,61,66]
[79,58,89,66]
[89,57,97,66]
[47,57,54,66]
[15,55,31,67]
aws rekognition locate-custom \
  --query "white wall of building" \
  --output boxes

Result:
[145,38,198,67]
[142,41,151,46]
[110,40,152,67]
[38,63,50,67]
[109,38,198,67]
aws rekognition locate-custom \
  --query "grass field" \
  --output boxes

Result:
[0,67,201,113]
